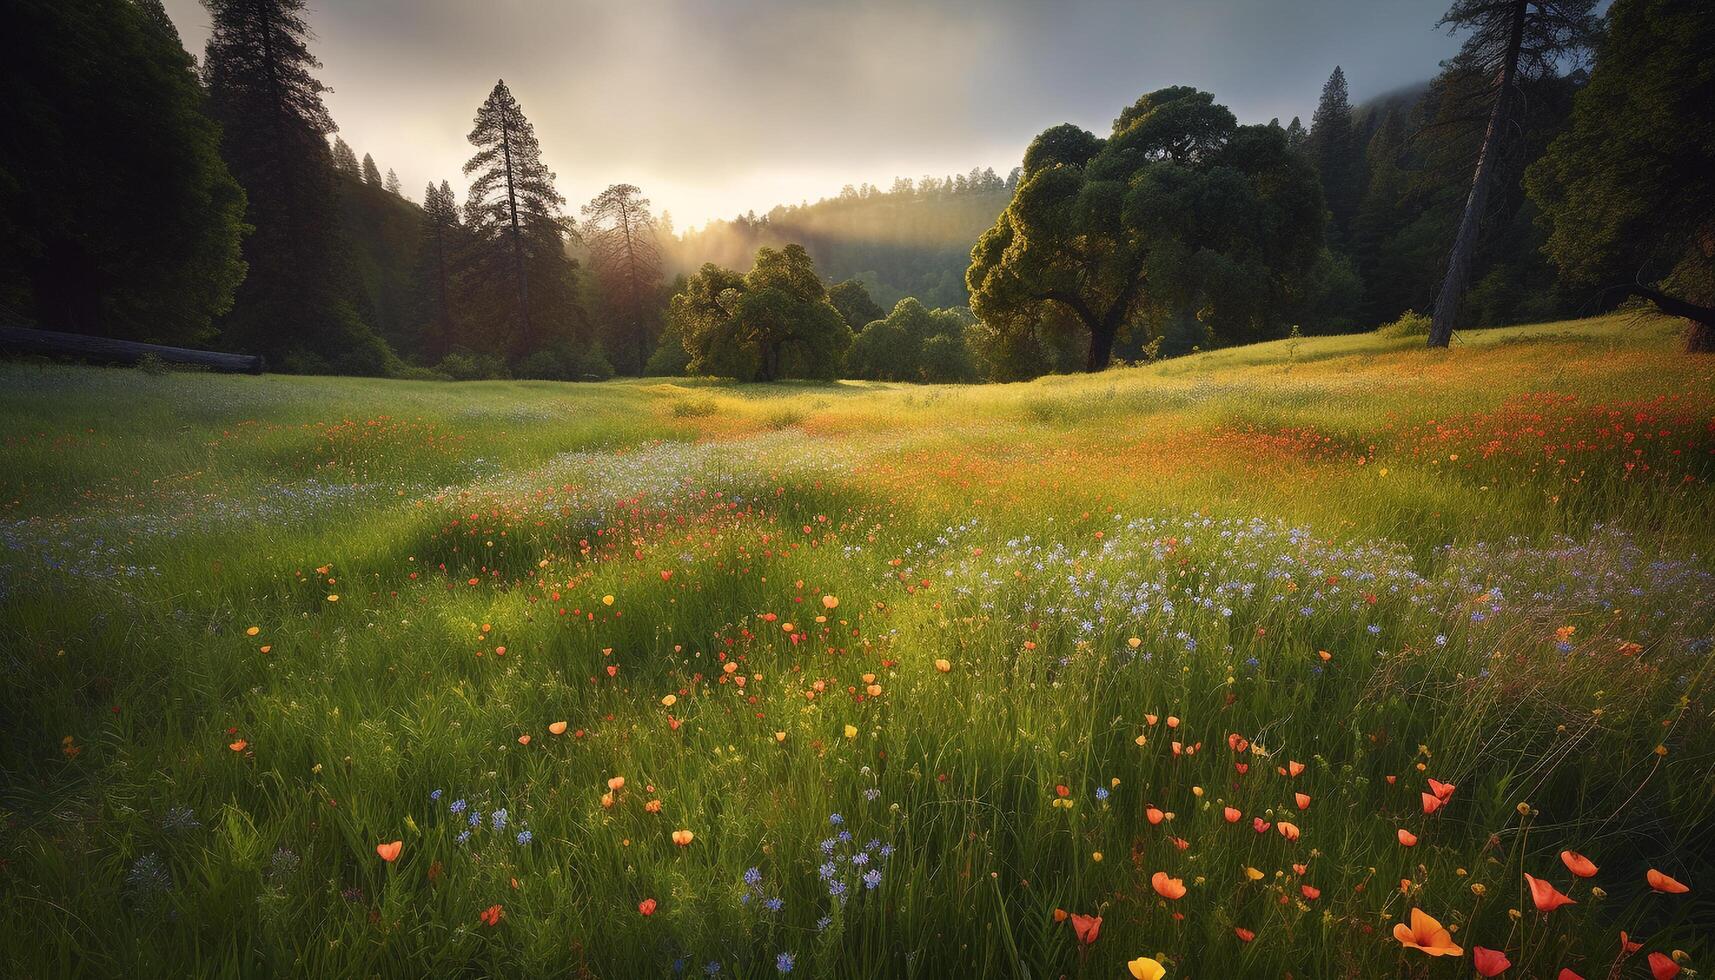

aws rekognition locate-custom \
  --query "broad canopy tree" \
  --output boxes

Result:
[671,245,851,381]
[1525,0,1715,351]
[966,87,1325,372]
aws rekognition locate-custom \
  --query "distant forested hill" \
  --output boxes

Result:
[664,170,1016,309]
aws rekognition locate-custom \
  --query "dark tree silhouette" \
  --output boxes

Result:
[463,79,566,357]
[1,0,246,343]
[361,152,382,186]
[1309,67,1364,244]
[582,183,663,374]
[411,180,460,360]
[1426,0,1596,347]
[331,136,359,175]
[202,0,393,372]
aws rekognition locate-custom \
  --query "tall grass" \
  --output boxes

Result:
[0,314,1710,977]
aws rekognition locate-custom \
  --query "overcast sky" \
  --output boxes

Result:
[161,0,1462,230]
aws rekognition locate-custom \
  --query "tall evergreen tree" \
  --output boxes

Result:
[410,180,460,361]
[384,168,401,196]
[1309,67,1363,245]
[1,0,246,343]
[1351,108,1413,322]
[361,152,382,186]
[582,184,663,375]
[1426,0,1597,347]
[331,136,359,175]
[462,79,568,359]
[1283,116,1308,156]
[202,0,393,372]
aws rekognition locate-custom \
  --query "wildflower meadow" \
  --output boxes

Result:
[2,314,1711,978]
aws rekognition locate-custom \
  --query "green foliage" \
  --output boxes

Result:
[1525,0,1715,347]
[1376,308,1432,337]
[672,245,851,382]
[828,278,885,331]
[434,351,510,380]
[845,298,976,382]
[0,0,246,345]
[967,87,1326,373]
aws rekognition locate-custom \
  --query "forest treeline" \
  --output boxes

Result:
[1,0,1709,383]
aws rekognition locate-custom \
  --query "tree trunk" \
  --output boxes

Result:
[1085,324,1117,372]
[499,112,531,355]
[1428,0,1527,348]
[1626,283,1715,352]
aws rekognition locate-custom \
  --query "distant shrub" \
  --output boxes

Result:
[436,352,510,380]
[136,353,170,375]
[1377,309,1431,337]
[396,365,452,382]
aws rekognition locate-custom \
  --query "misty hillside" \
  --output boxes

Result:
[663,171,1016,309]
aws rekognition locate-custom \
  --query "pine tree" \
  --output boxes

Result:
[582,184,663,375]
[361,152,381,186]
[1309,67,1363,245]
[1351,108,1414,323]
[202,0,393,372]
[1426,0,1597,347]
[384,168,401,196]
[411,180,459,361]
[462,79,569,359]
[331,136,358,175]
[1284,116,1308,155]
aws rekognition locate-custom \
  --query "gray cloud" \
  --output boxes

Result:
[163,0,1459,227]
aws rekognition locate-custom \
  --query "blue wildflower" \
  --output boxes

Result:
[776,952,795,974]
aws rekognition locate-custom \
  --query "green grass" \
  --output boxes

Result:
[1,313,1711,978]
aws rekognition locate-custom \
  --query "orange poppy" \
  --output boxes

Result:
[1427,778,1456,801]
[1277,821,1301,842]
[1646,869,1689,894]
[1052,908,1068,923]
[1234,927,1255,942]
[548,721,568,735]
[479,904,504,926]
[1294,792,1311,810]
[1223,807,1242,823]
[1525,873,1576,912]
[1300,884,1321,900]
[1473,946,1510,976]
[1559,851,1597,878]
[1287,760,1306,777]
[1648,952,1681,980]
[1151,871,1187,900]
[1146,806,1165,825]
[1620,931,1643,954]
[1557,970,1586,980]
[517,734,531,746]
[671,829,694,846]
[1421,793,1444,815]
[1069,913,1101,945]
[1392,908,1462,956]
[638,897,657,916]
[376,840,402,862]
[1398,829,1418,847]
[228,739,247,752]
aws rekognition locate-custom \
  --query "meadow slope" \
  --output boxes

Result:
[1,314,1712,978]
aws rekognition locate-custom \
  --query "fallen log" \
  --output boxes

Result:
[0,324,264,374]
